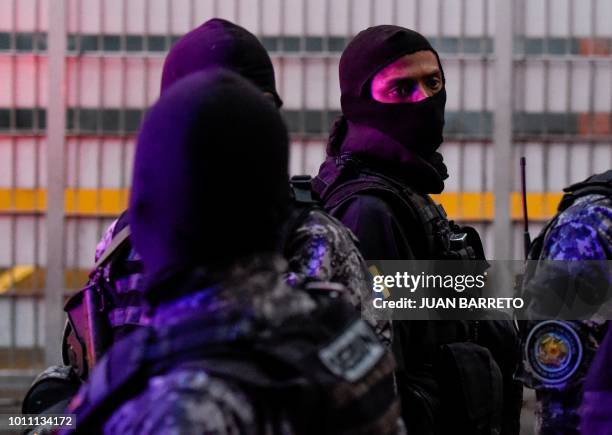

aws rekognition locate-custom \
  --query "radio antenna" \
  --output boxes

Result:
[520,157,531,259]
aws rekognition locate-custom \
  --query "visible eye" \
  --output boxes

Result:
[425,76,442,90]
[388,82,416,99]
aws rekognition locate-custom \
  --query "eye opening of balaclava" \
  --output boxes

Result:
[160,18,283,108]
[358,50,445,100]
[338,25,447,158]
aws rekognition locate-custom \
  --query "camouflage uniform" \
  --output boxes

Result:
[540,194,612,260]
[63,256,405,435]
[23,205,389,417]
[519,188,612,435]
[60,67,402,435]
[92,207,387,342]
[285,208,390,342]
[104,256,316,435]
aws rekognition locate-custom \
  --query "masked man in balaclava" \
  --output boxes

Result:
[313,25,522,435]
[60,69,404,435]
[23,18,386,421]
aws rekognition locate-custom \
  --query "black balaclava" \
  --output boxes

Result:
[160,18,282,107]
[130,69,289,300]
[333,25,448,193]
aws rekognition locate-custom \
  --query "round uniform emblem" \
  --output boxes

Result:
[525,320,583,385]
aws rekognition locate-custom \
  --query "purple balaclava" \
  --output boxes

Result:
[130,69,289,299]
[160,18,282,107]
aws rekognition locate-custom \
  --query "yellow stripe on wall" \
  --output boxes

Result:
[0,265,35,294]
[0,188,563,221]
[0,267,91,294]
[0,188,129,216]
[430,191,564,221]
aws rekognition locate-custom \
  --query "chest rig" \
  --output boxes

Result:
[319,155,483,260]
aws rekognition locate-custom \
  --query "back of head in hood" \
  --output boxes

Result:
[160,18,282,107]
[130,69,289,297]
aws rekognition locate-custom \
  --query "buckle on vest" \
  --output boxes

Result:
[290,175,318,204]
[449,232,468,251]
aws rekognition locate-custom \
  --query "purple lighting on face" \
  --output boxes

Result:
[408,85,428,103]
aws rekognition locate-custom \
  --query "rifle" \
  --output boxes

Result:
[63,225,131,380]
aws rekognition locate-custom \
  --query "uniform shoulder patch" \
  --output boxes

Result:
[318,320,384,382]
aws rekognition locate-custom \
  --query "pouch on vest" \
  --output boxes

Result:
[435,342,503,435]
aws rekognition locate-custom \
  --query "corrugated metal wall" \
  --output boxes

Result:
[0,0,47,371]
[0,0,609,369]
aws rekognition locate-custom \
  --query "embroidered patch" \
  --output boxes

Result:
[319,320,384,382]
[526,320,583,386]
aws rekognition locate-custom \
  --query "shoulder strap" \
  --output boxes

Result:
[322,170,445,256]
[559,170,612,212]
[93,209,132,270]
[281,176,320,256]
[94,225,131,270]
[324,172,411,215]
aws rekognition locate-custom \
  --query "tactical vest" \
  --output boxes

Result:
[62,297,400,435]
[63,176,327,380]
[518,170,612,391]
[315,155,485,261]
[315,156,519,435]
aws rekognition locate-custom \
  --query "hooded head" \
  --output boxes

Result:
[338,25,446,157]
[320,25,448,194]
[130,69,289,297]
[160,18,282,107]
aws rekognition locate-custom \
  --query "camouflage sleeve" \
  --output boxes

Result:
[520,198,611,435]
[541,198,612,261]
[285,209,392,346]
[285,210,367,302]
[525,199,612,319]
[104,369,257,435]
[94,219,119,262]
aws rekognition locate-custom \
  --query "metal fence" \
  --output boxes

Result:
[0,0,609,374]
